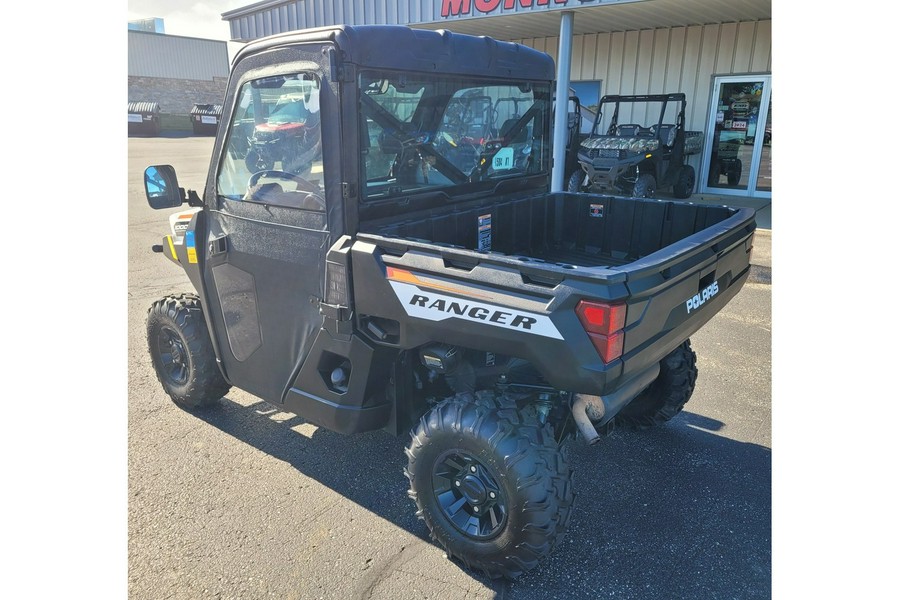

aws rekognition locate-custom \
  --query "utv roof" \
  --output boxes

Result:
[232,24,555,82]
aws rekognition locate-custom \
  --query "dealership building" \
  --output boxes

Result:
[128,28,230,120]
[220,0,771,204]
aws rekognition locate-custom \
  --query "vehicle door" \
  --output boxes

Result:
[201,48,337,404]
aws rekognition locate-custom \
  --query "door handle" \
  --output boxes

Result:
[208,234,228,255]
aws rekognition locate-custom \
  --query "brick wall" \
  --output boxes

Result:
[128,76,228,116]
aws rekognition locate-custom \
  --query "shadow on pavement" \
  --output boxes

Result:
[195,399,770,599]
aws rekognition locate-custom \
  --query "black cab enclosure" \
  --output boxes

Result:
[143,25,755,581]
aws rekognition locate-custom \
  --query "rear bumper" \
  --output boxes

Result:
[351,214,754,397]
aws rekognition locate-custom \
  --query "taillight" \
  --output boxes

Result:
[576,300,627,363]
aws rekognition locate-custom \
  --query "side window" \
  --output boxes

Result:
[217,73,325,211]
[362,118,396,181]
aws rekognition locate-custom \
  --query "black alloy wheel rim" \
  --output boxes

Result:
[432,450,507,539]
[157,326,189,385]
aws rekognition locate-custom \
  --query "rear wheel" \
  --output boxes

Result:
[406,392,574,579]
[615,340,698,428]
[631,173,657,198]
[672,165,696,199]
[147,293,230,410]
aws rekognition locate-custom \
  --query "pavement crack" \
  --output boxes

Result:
[353,542,423,600]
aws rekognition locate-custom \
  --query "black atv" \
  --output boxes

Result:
[243,85,323,177]
[572,93,702,199]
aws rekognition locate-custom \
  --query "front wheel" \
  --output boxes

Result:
[566,169,586,193]
[147,293,231,410]
[727,159,743,186]
[406,392,574,580]
[615,340,698,428]
[632,173,657,198]
[709,160,722,185]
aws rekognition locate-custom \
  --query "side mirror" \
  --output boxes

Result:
[144,165,184,210]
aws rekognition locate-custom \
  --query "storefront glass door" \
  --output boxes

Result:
[700,75,772,198]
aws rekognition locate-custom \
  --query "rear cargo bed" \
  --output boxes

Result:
[363,192,739,270]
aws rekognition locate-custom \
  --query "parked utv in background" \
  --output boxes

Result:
[573,93,702,198]
[243,85,322,177]
[709,131,743,186]
[707,96,753,186]
[142,26,755,581]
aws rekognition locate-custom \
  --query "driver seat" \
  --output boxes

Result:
[616,124,642,137]
[244,181,324,210]
[500,118,529,143]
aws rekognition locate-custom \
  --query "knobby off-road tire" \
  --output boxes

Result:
[631,173,657,198]
[672,165,696,199]
[727,159,743,186]
[614,339,698,429]
[566,169,586,193]
[405,392,574,580]
[147,293,231,410]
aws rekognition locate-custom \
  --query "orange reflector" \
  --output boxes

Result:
[386,266,419,284]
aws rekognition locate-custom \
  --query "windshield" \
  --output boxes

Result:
[591,98,681,137]
[359,71,551,201]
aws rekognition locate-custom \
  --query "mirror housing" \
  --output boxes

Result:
[144,165,184,210]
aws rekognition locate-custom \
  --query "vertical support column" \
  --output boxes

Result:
[552,10,575,194]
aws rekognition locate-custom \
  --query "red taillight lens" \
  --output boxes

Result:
[575,300,626,336]
[576,300,627,363]
[587,331,625,363]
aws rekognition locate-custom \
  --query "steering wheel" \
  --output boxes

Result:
[249,170,320,195]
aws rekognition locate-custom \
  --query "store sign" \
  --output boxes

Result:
[440,0,601,19]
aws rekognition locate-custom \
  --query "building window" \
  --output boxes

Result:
[570,80,601,135]
[570,81,601,111]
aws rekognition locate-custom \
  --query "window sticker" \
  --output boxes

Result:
[491,147,515,171]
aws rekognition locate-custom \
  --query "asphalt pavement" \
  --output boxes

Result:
[128,136,771,599]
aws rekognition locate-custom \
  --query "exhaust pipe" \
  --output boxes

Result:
[571,363,660,445]
[571,393,606,445]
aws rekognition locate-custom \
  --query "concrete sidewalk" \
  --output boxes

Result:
[749,228,771,283]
